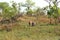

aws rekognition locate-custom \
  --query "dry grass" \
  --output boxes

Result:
[0,16,60,40]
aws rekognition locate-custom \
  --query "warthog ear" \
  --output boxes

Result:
[32,22,35,26]
[29,22,30,25]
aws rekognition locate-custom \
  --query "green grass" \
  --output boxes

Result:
[0,21,60,40]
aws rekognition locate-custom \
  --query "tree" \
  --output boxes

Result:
[0,2,10,18]
[36,7,45,16]
[22,0,35,15]
[44,0,53,24]
[52,0,60,24]
[0,2,18,19]
[44,0,60,24]
[17,2,22,14]
[0,2,9,14]
[11,1,17,14]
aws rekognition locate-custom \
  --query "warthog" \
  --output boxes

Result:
[29,21,36,26]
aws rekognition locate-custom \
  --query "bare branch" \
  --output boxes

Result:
[57,1,60,4]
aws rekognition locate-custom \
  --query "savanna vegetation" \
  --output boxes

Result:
[0,0,60,40]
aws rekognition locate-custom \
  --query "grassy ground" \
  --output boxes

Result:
[0,21,60,40]
[0,16,60,40]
